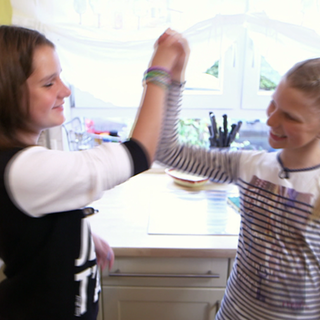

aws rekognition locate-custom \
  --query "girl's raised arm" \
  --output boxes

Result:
[130,29,189,164]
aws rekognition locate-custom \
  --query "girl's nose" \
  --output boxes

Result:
[59,80,72,98]
[266,109,279,127]
[64,84,72,98]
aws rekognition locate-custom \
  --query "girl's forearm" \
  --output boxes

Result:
[130,83,167,164]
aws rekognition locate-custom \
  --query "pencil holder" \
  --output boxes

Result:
[208,112,242,149]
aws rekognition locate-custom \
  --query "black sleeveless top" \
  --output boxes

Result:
[0,148,99,320]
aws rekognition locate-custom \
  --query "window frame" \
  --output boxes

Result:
[70,30,273,122]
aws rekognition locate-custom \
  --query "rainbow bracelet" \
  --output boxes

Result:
[143,67,172,90]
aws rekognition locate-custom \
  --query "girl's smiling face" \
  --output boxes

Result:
[266,79,320,155]
[26,45,71,136]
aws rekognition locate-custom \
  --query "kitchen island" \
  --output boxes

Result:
[88,167,239,258]
[87,167,239,320]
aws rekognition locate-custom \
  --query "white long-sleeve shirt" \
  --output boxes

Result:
[6,143,132,217]
[0,139,148,320]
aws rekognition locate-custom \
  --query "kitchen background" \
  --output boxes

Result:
[1,2,320,312]
[1,0,320,152]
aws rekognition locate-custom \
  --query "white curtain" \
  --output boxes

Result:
[10,0,320,107]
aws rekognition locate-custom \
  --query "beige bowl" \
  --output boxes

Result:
[165,168,209,188]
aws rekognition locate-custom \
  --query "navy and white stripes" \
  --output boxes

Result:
[156,82,241,184]
[156,83,320,319]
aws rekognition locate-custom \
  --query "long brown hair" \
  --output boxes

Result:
[0,25,54,149]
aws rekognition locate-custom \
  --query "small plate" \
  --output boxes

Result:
[165,168,209,188]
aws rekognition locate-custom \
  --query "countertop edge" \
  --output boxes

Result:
[113,247,237,258]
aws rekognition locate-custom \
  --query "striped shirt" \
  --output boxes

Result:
[156,83,320,319]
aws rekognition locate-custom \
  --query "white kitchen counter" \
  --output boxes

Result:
[88,168,239,258]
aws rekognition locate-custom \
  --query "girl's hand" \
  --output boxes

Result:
[129,29,189,164]
[92,233,115,271]
[150,28,190,82]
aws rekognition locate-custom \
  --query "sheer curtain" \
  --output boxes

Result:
[10,0,320,108]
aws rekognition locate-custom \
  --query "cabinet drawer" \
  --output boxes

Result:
[102,286,224,320]
[102,257,228,288]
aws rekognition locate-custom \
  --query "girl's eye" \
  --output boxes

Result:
[44,83,53,88]
[285,113,298,121]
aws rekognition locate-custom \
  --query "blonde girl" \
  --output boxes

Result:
[156,57,320,319]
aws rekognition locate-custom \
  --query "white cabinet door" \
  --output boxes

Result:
[102,286,224,320]
[228,258,236,278]
[97,291,103,320]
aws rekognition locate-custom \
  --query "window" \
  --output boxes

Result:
[10,0,320,124]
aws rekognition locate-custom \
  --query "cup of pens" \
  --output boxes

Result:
[208,112,242,149]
